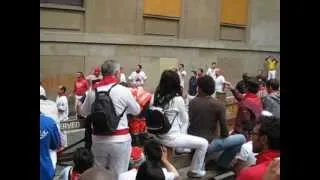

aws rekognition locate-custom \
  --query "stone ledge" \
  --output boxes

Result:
[40,31,280,53]
[40,3,85,12]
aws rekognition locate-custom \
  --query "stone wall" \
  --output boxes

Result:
[40,0,280,99]
[40,32,279,99]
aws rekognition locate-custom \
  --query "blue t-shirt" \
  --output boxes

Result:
[40,113,61,180]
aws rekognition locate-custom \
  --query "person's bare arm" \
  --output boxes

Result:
[225,82,243,101]
[161,146,179,178]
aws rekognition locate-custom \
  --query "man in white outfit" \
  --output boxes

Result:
[80,60,141,179]
[214,68,226,93]
[56,85,69,122]
[207,62,217,80]
[178,64,187,89]
[120,66,127,83]
[128,64,147,87]
[40,89,67,171]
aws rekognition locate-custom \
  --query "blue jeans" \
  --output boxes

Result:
[206,134,246,169]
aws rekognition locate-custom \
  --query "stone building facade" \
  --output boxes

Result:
[40,0,280,99]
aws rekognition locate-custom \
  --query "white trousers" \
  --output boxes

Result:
[74,95,82,116]
[161,133,208,172]
[91,139,132,179]
[268,70,276,80]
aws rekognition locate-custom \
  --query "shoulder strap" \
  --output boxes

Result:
[106,83,118,96]
[119,106,128,118]
[170,111,179,126]
[94,83,118,96]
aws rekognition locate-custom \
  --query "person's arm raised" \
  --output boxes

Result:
[225,81,243,101]
[161,146,180,179]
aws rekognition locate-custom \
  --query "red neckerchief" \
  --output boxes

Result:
[71,170,80,180]
[68,168,80,180]
[93,75,118,89]
[243,92,261,105]
[255,149,280,165]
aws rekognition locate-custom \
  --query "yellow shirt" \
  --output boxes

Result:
[266,59,278,71]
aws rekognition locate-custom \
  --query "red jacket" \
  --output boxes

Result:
[74,78,89,96]
[237,150,280,180]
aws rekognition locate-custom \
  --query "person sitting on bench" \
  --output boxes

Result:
[188,75,246,173]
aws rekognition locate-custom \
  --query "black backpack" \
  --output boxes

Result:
[146,105,178,135]
[89,83,127,135]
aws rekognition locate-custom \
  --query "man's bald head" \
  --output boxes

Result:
[215,68,222,76]
[80,167,113,180]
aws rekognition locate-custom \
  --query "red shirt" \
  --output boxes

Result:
[233,92,263,137]
[237,150,280,180]
[74,78,89,96]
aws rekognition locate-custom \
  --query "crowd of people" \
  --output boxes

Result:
[40,56,280,180]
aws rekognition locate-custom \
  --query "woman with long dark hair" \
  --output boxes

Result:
[152,70,208,178]
[136,139,179,180]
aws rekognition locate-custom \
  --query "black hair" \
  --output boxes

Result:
[258,116,280,150]
[242,73,249,81]
[73,147,94,174]
[179,64,184,68]
[198,68,204,73]
[197,75,215,96]
[144,139,162,161]
[247,77,260,94]
[265,56,272,61]
[154,70,182,107]
[138,64,142,69]
[266,79,279,91]
[136,161,165,180]
[76,72,84,77]
[60,86,67,93]
[136,139,165,180]
[212,62,216,65]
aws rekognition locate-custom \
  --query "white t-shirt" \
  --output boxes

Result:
[235,141,257,166]
[156,96,189,140]
[119,168,176,180]
[120,73,127,83]
[128,71,147,86]
[56,95,69,121]
[214,75,225,93]
[207,67,217,79]
[178,70,187,88]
